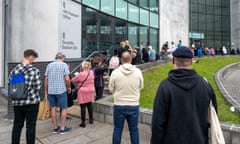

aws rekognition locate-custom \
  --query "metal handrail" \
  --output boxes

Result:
[70,51,99,74]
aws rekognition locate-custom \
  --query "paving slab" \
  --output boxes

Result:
[0,95,151,144]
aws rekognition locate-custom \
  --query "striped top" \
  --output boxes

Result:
[45,60,70,94]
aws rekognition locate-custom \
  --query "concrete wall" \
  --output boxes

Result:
[6,0,60,62]
[0,0,4,86]
[231,0,240,49]
[159,0,189,47]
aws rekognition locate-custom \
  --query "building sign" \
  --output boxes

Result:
[189,32,205,39]
[60,0,82,58]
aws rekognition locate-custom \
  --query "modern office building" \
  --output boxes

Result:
[0,0,239,90]
[189,0,231,51]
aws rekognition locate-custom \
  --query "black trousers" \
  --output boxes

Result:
[80,102,93,123]
[95,87,104,100]
[12,104,39,144]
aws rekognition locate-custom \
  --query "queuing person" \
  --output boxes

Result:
[142,48,149,63]
[209,47,215,56]
[10,49,41,144]
[132,48,142,65]
[140,41,145,51]
[118,41,127,59]
[168,41,176,53]
[92,56,108,100]
[177,40,182,48]
[197,47,203,57]
[148,46,156,62]
[109,49,120,75]
[45,52,72,134]
[71,61,95,128]
[151,46,218,144]
[125,40,133,52]
[109,51,144,144]
[222,46,227,55]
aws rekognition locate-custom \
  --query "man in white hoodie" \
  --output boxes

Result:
[109,51,144,144]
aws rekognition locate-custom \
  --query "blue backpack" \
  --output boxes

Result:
[9,72,27,100]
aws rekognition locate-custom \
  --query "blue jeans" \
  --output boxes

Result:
[112,105,139,144]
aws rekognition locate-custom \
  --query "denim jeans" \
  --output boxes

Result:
[12,104,39,144]
[112,105,139,144]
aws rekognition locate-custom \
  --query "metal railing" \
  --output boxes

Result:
[70,51,99,74]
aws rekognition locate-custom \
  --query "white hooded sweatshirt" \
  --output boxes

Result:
[109,64,144,106]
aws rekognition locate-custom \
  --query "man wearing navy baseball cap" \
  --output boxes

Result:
[151,46,218,144]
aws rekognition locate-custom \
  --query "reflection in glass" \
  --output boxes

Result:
[87,25,97,34]
[82,0,100,10]
[128,0,137,5]
[189,0,230,49]
[128,3,139,23]
[140,8,149,26]
[115,20,127,46]
[139,26,148,46]
[116,0,127,20]
[150,28,158,51]
[128,24,138,47]
[139,0,149,9]
[82,7,98,57]
[149,0,158,13]
[150,12,159,28]
[101,0,114,15]
[99,14,112,53]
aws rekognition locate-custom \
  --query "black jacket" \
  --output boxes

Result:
[92,65,108,87]
[151,69,217,144]
[142,51,149,62]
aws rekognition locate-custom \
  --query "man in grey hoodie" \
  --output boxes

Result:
[109,51,144,144]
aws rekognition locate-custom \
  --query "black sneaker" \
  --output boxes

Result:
[52,126,60,134]
[89,120,94,124]
[79,123,86,128]
[59,127,72,134]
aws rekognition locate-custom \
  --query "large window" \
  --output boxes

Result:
[80,2,159,57]
[189,0,231,50]
[82,7,98,57]
[128,24,138,47]
[149,0,158,13]
[139,26,148,46]
[140,8,149,25]
[128,3,139,23]
[101,0,114,16]
[139,0,149,9]
[116,0,127,20]
[82,0,99,10]
[150,12,158,28]
[149,28,158,51]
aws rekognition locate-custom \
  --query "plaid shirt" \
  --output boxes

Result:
[45,60,70,94]
[9,64,42,106]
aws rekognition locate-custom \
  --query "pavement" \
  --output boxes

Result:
[0,96,151,144]
[223,70,240,93]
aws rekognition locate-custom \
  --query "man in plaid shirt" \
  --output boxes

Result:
[45,52,72,134]
[9,49,41,144]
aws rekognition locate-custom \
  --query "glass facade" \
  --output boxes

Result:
[74,0,159,57]
[189,0,231,51]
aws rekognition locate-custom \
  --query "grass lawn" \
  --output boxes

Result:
[141,56,240,124]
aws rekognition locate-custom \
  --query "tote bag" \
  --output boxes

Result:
[208,100,225,144]
[38,99,51,120]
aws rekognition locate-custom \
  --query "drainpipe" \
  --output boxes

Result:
[0,0,4,88]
